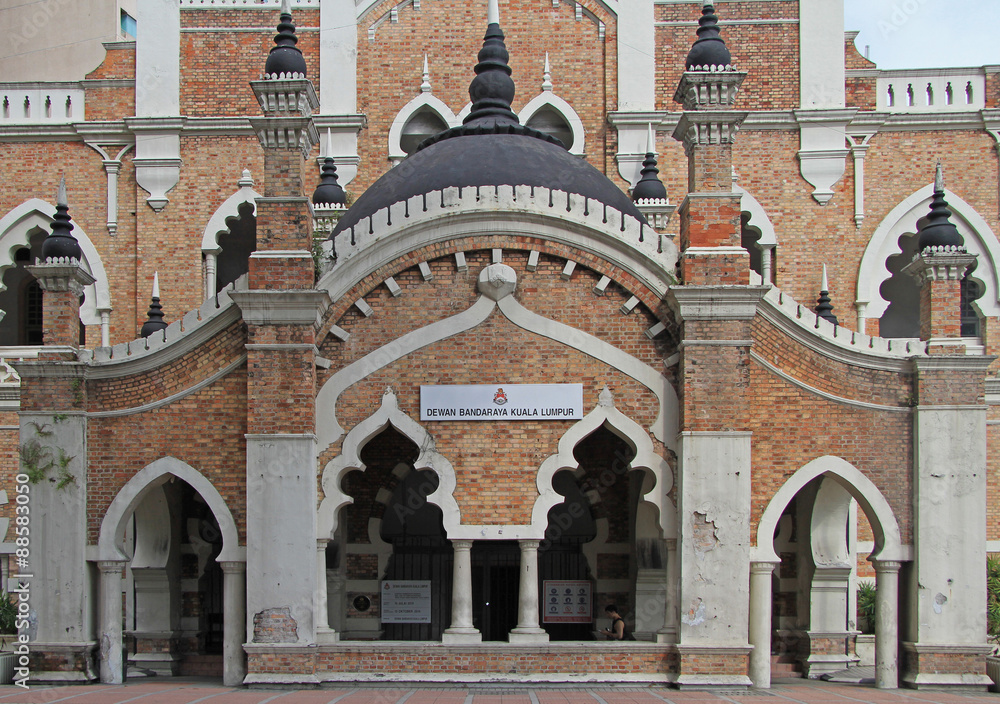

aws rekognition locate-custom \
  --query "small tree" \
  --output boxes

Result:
[0,593,16,650]
[857,580,876,635]
[988,555,1000,654]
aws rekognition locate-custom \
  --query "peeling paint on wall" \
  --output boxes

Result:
[692,511,719,558]
[932,593,948,614]
[682,598,706,626]
[253,606,298,643]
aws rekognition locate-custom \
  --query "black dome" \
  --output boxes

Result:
[331,134,646,237]
[685,3,732,70]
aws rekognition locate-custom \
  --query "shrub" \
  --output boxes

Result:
[857,580,876,635]
[988,555,1000,652]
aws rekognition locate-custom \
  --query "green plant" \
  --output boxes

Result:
[857,580,876,635]
[0,593,16,649]
[19,422,75,488]
[988,555,1000,651]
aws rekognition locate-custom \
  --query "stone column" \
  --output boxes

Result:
[98,561,125,684]
[509,539,548,643]
[657,538,679,643]
[204,251,218,300]
[443,540,481,643]
[749,560,778,688]
[220,560,247,687]
[103,159,121,236]
[315,539,338,643]
[872,559,899,690]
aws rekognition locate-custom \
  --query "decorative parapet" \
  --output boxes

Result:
[250,78,319,118]
[760,286,927,368]
[634,198,675,231]
[86,277,247,372]
[673,69,746,110]
[325,185,678,299]
[876,69,985,114]
[313,203,348,235]
[903,245,977,285]
[0,84,85,124]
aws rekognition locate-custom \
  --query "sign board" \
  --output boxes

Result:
[421,384,583,421]
[542,580,592,624]
[380,580,432,623]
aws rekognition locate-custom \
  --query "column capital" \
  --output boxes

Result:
[97,560,126,573]
[750,560,780,575]
[870,559,902,574]
[219,560,248,575]
[451,539,473,551]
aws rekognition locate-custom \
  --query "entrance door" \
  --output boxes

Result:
[471,541,520,641]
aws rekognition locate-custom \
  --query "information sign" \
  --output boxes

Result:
[380,580,432,623]
[421,384,583,421]
[542,580,592,624]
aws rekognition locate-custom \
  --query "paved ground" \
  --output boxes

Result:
[0,677,996,704]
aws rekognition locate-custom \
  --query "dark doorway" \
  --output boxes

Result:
[471,541,520,641]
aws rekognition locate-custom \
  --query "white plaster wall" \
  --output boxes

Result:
[246,435,317,644]
[798,0,844,109]
[676,432,751,645]
[320,0,358,114]
[615,0,655,111]
[135,0,180,117]
[911,407,988,643]
[21,412,93,644]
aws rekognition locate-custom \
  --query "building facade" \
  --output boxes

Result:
[1,0,999,690]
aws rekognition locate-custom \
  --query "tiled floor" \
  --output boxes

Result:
[0,679,995,704]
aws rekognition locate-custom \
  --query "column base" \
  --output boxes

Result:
[676,644,752,688]
[27,641,98,683]
[315,627,340,645]
[508,628,549,644]
[441,629,482,644]
[901,642,993,690]
[801,630,859,678]
[656,627,678,644]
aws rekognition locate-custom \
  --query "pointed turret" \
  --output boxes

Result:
[814,264,838,325]
[541,53,553,92]
[685,1,732,70]
[632,124,667,202]
[264,0,307,78]
[464,0,519,128]
[140,272,168,338]
[421,55,432,93]
[41,177,83,261]
[917,162,964,251]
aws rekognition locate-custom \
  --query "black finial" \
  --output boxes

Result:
[815,265,838,325]
[632,124,667,201]
[917,162,964,250]
[140,273,168,338]
[41,177,83,261]
[685,2,732,70]
[313,158,346,206]
[264,0,307,78]
[463,0,519,128]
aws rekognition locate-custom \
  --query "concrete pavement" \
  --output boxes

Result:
[0,678,997,704]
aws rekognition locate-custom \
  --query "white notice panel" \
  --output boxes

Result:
[380,580,432,623]
[421,384,583,421]
[543,580,592,624]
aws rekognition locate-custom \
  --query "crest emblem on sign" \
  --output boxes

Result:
[493,388,508,405]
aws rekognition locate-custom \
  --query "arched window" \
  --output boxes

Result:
[214,201,256,293]
[0,230,45,345]
[525,106,574,151]
[400,107,448,155]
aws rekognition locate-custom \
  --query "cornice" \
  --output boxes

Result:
[667,285,768,321]
[911,355,997,374]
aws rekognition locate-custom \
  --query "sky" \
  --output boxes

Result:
[843,0,1000,70]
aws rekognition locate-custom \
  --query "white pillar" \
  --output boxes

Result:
[314,539,338,643]
[443,539,481,643]
[99,309,110,347]
[220,560,247,687]
[873,559,900,690]
[103,160,120,236]
[850,142,869,227]
[760,244,775,286]
[509,539,548,643]
[98,560,125,684]
[749,560,778,688]
[657,538,679,643]
[204,251,218,300]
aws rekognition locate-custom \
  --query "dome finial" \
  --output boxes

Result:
[421,55,432,92]
[313,130,347,206]
[685,2,732,70]
[42,176,82,261]
[541,53,553,92]
[487,0,500,25]
[631,124,667,202]
[140,272,169,338]
[264,0,307,78]
[461,0,519,128]
[917,161,963,250]
[815,264,838,325]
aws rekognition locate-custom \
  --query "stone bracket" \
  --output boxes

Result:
[795,109,858,204]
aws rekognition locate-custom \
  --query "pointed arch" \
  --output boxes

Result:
[0,198,111,325]
[532,396,676,539]
[97,456,241,563]
[857,184,1000,320]
[518,93,585,156]
[387,95,460,164]
[318,387,461,541]
[199,174,261,253]
[735,186,777,247]
[752,455,904,564]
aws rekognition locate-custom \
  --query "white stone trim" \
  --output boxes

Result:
[0,198,111,327]
[734,186,776,247]
[97,456,243,563]
[534,399,677,540]
[518,93,585,155]
[753,455,905,564]
[318,388,461,541]
[319,186,678,303]
[200,174,261,252]
[387,94,459,164]
[856,184,1000,320]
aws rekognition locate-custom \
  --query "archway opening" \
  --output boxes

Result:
[525,106,573,150]
[741,211,764,279]
[0,228,46,345]
[400,108,448,155]
[879,231,983,338]
[123,479,225,678]
[214,202,256,292]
